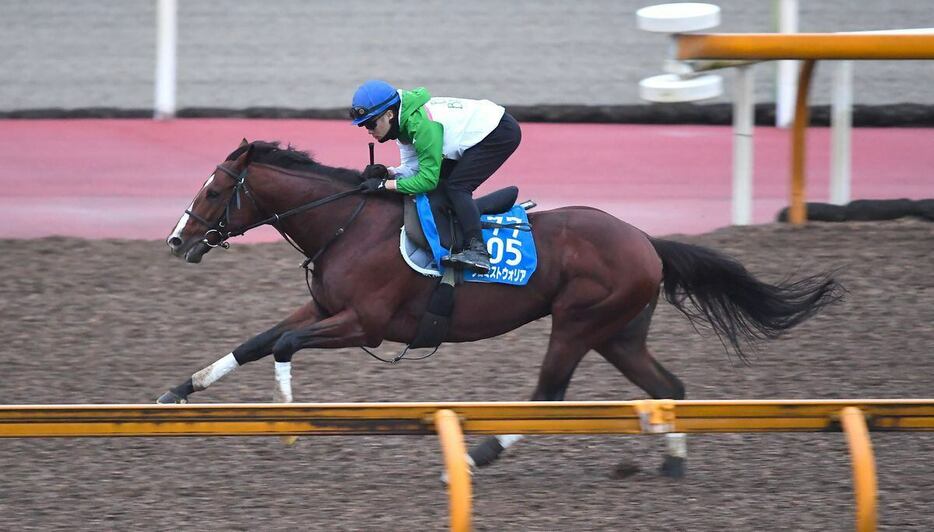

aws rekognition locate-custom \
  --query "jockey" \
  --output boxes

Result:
[350,80,521,274]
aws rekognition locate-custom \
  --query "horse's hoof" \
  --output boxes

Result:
[156,390,188,404]
[660,455,685,478]
[280,435,299,446]
[610,461,641,479]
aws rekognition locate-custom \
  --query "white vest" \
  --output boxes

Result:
[392,96,505,178]
[423,97,505,160]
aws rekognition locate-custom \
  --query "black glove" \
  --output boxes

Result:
[360,177,388,194]
[362,164,389,180]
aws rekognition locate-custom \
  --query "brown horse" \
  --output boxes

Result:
[161,141,841,477]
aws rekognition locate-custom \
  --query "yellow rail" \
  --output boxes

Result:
[1,400,933,437]
[4,399,931,532]
[676,33,934,61]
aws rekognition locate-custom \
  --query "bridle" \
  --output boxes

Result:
[185,163,367,253]
[184,162,370,320]
[184,165,251,249]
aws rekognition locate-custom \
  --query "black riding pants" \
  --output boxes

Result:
[439,112,521,243]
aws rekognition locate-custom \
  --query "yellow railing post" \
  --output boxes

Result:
[672,32,934,229]
[840,407,877,532]
[434,409,471,532]
[790,59,816,226]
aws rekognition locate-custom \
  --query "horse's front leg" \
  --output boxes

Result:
[268,308,368,403]
[156,300,325,404]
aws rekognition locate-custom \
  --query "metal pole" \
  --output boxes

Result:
[775,0,799,128]
[831,61,853,205]
[154,0,178,120]
[732,65,755,225]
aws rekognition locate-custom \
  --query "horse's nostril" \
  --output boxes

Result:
[167,236,183,248]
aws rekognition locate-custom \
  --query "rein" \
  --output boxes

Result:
[188,164,367,251]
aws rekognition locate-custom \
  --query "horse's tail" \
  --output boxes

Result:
[650,237,843,361]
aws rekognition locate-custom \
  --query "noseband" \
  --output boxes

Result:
[184,165,252,249]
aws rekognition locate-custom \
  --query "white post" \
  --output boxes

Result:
[732,65,755,225]
[774,0,799,128]
[154,0,178,120]
[830,61,853,205]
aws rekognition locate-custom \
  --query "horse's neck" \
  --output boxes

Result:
[249,165,398,257]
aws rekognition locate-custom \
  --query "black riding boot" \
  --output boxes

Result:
[442,185,491,274]
[444,237,491,274]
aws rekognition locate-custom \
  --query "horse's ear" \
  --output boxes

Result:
[233,143,254,168]
[239,138,249,147]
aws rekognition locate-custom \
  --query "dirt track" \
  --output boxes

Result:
[1,218,933,531]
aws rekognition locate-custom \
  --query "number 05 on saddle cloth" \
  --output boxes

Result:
[405,194,538,286]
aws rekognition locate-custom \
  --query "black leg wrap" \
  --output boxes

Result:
[468,436,505,468]
[410,274,456,349]
[233,328,282,364]
[660,455,686,478]
[174,378,195,397]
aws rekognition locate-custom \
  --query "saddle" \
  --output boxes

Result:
[403,186,519,254]
[401,185,521,350]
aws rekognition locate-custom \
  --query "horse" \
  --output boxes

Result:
[161,140,841,477]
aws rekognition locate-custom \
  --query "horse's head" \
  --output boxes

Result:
[166,141,262,263]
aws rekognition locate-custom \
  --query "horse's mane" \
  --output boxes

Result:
[226,141,363,186]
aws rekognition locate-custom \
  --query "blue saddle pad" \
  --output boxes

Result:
[415,194,537,286]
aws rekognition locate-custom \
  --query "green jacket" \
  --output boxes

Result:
[395,88,443,194]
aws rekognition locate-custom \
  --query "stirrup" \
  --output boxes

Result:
[443,254,490,274]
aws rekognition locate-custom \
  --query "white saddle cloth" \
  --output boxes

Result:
[399,227,442,277]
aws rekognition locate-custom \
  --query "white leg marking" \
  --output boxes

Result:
[191,352,239,391]
[274,361,293,403]
[665,433,688,458]
[274,361,299,446]
[496,434,524,449]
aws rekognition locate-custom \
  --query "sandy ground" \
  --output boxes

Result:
[1,217,933,530]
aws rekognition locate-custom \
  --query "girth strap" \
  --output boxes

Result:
[408,267,459,349]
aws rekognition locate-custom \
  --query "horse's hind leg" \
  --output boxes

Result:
[467,312,594,470]
[595,295,688,478]
[466,259,661,475]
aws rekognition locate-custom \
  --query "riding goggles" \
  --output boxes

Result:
[349,107,382,130]
[360,113,383,130]
[349,93,400,126]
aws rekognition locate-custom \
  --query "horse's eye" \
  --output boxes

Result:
[206,189,220,199]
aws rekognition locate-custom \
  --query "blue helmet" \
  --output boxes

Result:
[349,80,400,126]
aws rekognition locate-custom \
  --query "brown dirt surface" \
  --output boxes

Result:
[1,218,933,531]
